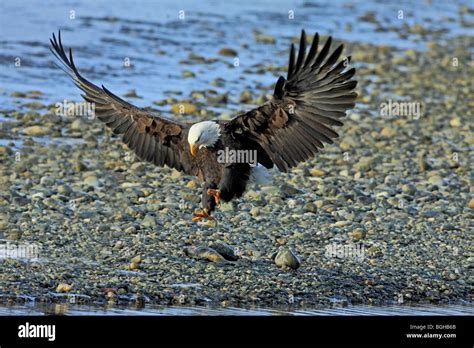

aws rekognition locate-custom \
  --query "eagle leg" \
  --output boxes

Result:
[207,188,220,205]
[192,208,214,222]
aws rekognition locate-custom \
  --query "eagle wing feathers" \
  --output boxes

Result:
[50,31,196,175]
[224,30,357,172]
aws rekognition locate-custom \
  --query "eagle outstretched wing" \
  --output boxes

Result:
[224,30,357,172]
[50,31,196,174]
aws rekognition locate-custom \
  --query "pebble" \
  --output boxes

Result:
[332,221,350,227]
[130,162,145,172]
[423,210,438,218]
[131,255,141,264]
[125,226,137,234]
[142,215,157,228]
[449,117,461,127]
[84,176,100,188]
[57,184,72,195]
[274,248,301,270]
[70,119,84,130]
[23,126,51,136]
[250,207,260,217]
[40,176,55,186]
[73,159,88,172]
[181,70,195,78]
[355,157,374,171]
[185,246,227,263]
[239,90,252,103]
[468,199,474,209]
[123,89,141,98]
[303,202,317,213]
[339,136,357,150]
[129,262,140,270]
[348,229,365,240]
[401,184,416,195]
[254,33,276,44]
[280,183,303,197]
[0,146,12,155]
[218,47,238,56]
[269,197,283,205]
[418,151,430,172]
[186,180,198,189]
[380,127,396,137]
[428,175,444,187]
[220,202,235,212]
[56,283,73,293]
[171,169,182,178]
[209,242,238,261]
[310,168,325,177]
[170,103,196,114]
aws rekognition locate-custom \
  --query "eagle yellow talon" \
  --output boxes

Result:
[192,208,214,222]
[207,188,220,205]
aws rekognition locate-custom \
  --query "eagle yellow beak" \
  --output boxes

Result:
[189,143,198,156]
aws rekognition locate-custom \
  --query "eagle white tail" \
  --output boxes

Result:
[249,164,271,185]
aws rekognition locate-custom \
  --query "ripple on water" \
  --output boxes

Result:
[0,303,472,316]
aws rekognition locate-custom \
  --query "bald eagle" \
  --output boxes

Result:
[50,30,357,221]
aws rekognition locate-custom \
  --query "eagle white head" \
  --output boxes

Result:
[188,121,221,156]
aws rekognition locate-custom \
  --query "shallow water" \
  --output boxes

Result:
[0,303,472,316]
[0,0,472,112]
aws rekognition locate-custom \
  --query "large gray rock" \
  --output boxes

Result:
[274,248,301,270]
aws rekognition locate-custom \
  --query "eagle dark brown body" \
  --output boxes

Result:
[50,30,357,221]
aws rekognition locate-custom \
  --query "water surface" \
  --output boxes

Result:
[0,303,472,316]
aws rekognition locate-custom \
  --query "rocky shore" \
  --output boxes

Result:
[0,26,472,309]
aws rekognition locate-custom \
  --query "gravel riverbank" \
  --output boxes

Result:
[0,9,473,309]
